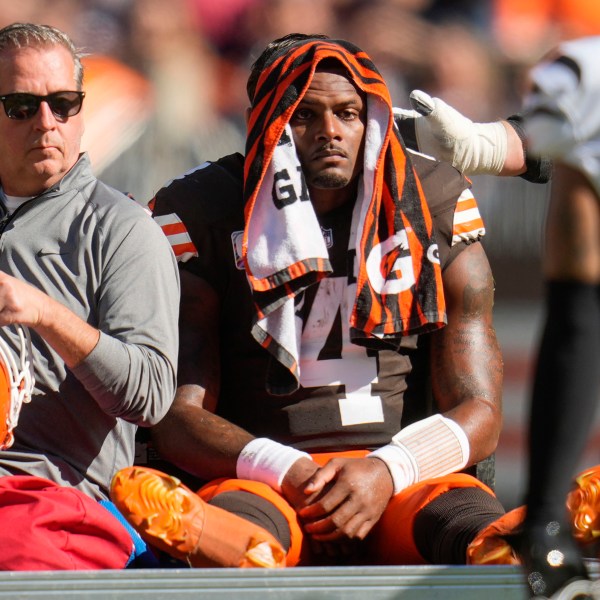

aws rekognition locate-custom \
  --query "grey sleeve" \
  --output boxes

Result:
[71,210,180,426]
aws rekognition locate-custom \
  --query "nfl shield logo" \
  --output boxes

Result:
[321,226,333,249]
[231,231,245,270]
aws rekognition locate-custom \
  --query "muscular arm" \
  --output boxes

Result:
[151,269,253,479]
[299,242,503,542]
[153,388,254,480]
[430,242,503,465]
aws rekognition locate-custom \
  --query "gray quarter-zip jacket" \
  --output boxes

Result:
[0,153,179,499]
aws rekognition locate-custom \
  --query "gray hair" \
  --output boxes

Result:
[0,23,84,89]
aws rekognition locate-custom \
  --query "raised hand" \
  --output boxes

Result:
[409,89,508,175]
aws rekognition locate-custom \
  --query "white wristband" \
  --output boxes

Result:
[368,442,418,494]
[236,438,311,492]
[368,414,470,495]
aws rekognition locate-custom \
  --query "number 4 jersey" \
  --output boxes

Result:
[151,150,485,453]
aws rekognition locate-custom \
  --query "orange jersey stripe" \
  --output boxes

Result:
[452,189,485,244]
[153,213,198,261]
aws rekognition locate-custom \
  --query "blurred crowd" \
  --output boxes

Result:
[2,0,600,269]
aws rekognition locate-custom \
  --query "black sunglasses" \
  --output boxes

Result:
[0,91,85,120]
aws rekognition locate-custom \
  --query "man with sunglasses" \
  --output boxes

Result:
[0,22,180,570]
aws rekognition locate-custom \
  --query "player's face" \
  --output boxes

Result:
[0,45,84,196]
[290,68,365,191]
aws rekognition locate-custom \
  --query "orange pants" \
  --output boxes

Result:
[198,450,495,566]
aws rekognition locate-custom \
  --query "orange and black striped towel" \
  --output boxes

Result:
[243,38,446,394]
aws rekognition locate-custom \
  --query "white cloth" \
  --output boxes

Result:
[246,97,390,387]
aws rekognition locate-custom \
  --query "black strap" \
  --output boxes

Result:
[506,114,553,184]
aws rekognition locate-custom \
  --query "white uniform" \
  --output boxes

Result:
[523,35,600,195]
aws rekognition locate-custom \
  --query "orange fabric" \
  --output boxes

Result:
[310,449,370,465]
[242,38,446,385]
[198,478,306,566]
[198,452,492,566]
[366,473,494,564]
[0,356,12,449]
[466,506,525,565]
[494,0,600,54]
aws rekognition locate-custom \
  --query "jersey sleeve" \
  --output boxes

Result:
[409,150,485,270]
[149,153,245,296]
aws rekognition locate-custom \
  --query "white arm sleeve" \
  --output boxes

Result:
[368,414,470,495]
[236,437,311,492]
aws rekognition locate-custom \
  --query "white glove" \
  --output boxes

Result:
[409,89,508,175]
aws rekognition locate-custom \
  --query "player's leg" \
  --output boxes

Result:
[111,466,290,567]
[520,164,600,596]
[365,473,508,564]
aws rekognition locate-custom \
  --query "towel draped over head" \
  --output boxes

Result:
[243,37,446,395]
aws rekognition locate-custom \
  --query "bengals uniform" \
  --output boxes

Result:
[500,35,600,596]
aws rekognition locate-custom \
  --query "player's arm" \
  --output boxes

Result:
[429,241,503,464]
[401,90,551,182]
[150,269,252,479]
[151,268,321,489]
[352,240,502,500]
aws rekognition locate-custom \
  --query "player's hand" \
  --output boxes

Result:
[280,456,322,511]
[409,89,508,175]
[281,457,365,563]
[297,456,394,542]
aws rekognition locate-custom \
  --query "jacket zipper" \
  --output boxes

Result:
[0,198,35,235]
